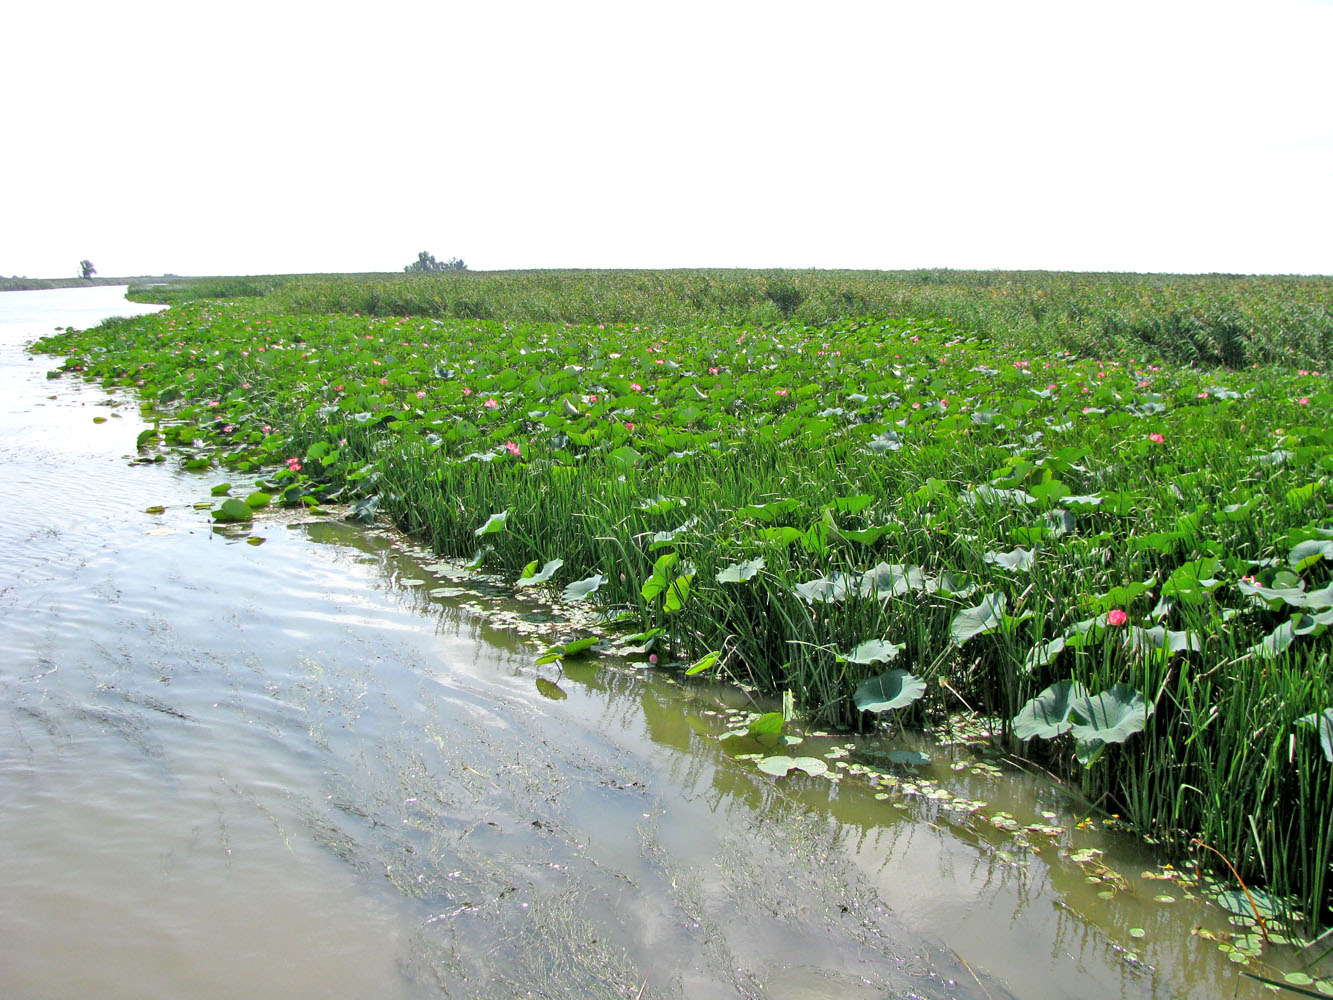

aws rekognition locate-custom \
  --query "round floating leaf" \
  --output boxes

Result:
[854,669,927,714]
[244,491,272,509]
[887,749,930,766]
[756,755,828,777]
[1213,887,1285,920]
[210,482,232,496]
[145,505,165,514]
[474,510,509,536]
[245,536,266,546]
[950,592,1007,644]
[1013,680,1090,741]
[562,574,607,602]
[211,497,253,523]
[837,639,904,665]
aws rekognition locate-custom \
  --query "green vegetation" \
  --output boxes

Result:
[131,268,1333,369]
[39,268,1333,932]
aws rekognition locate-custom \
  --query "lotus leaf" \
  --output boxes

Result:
[950,592,1007,643]
[562,574,607,602]
[837,639,904,665]
[1013,680,1089,740]
[853,669,926,714]
[515,558,564,588]
[716,557,764,583]
[1296,708,1333,762]
[474,510,509,536]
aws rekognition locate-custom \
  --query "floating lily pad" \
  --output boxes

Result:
[756,755,829,777]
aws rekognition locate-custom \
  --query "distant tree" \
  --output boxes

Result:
[79,260,96,279]
[404,251,467,273]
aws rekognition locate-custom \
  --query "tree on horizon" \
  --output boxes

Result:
[404,251,466,273]
[79,260,96,280]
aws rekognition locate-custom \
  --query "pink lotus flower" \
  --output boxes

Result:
[1107,609,1128,626]
[504,440,521,457]
[1297,397,1310,406]
[775,388,788,397]
[483,398,499,410]
[708,367,719,375]
[1149,432,1165,443]
[462,387,472,396]
[629,382,643,392]
[624,421,635,432]
[587,394,599,404]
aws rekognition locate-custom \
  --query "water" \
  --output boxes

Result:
[1,287,1323,999]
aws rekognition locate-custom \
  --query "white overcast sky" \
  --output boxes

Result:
[3,1,1331,277]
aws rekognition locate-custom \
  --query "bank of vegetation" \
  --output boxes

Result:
[42,268,1333,935]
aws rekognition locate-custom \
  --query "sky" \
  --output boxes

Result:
[3,0,1331,278]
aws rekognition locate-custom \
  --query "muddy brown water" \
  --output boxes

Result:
[1,287,1325,999]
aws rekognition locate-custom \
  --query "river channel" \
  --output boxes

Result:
[1,286,1324,999]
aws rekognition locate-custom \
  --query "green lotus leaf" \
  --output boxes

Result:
[474,510,509,536]
[1013,680,1089,740]
[950,592,1007,643]
[747,712,785,737]
[562,574,607,602]
[1022,636,1066,673]
[685,651,721,676]
[984,547,1035,572]
[716,557,764,583]
[793,572,855,604]
[853,669,926,714]
[837,639,904,665]
[1296,708,1333,763]
[1069,684,1154,766]
[211,497,253,523]
[1290,539,1333,572]
[515,558,564,588]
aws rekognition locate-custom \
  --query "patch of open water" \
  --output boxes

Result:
[1,287,1324,999]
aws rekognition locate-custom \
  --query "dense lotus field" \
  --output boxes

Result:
[37,297,1333,929]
